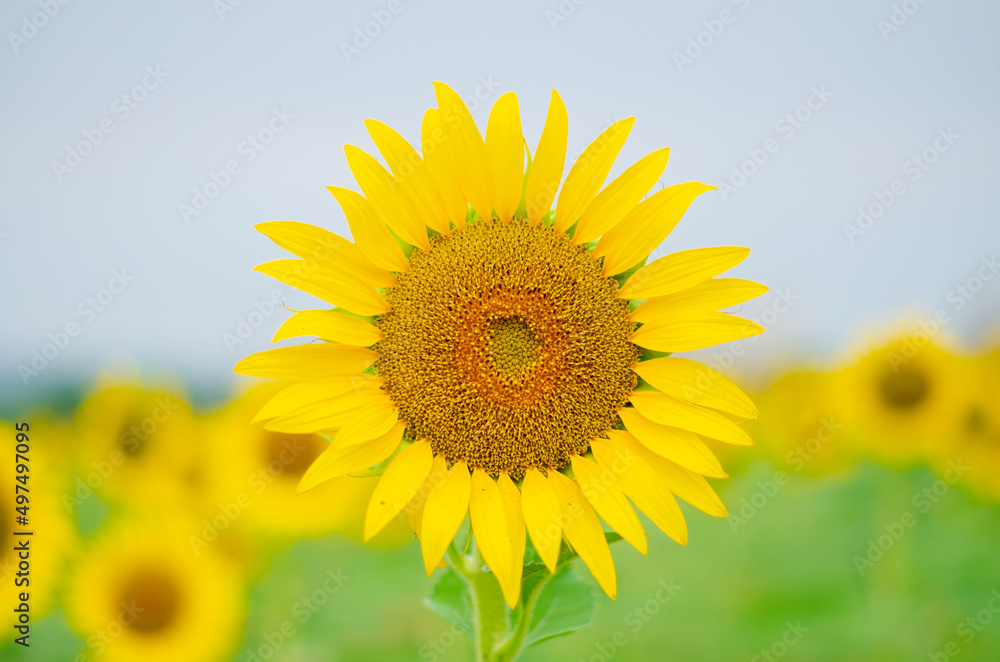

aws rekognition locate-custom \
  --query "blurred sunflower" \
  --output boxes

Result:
[749,371,853,477]
[834,337,968,467]
[236,83,765,603]
[66,524,244,662]
[0,419,75,629]
[937,350,1000,500]
[74,384,201,508]
[201,383,406,542]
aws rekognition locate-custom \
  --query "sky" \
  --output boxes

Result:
[1,0,998,400]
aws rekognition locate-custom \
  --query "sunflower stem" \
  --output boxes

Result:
[447,542,508,662]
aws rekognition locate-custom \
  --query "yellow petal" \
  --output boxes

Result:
[364,439,433,540]
[629,391,753,446]
[521,468,562,573]
[485,92,525,222]
[469,469,512,598]
[571,455,647,555]
[404,454,446,538]
[630,278,769,321]
[637,447,728,518]
[253,374,381,422]
[618,407,726,478]
[234,345,377,380]
[555,117,635,233]
[632,356,758,419]
[591,433,688,545]
[365,119,451,235]
[420,460,472,575]
[594,182,716,276]
[327,186,409,273]
[344,145,429,251]
[547,470,617,599]
[525,89,568,224]
[297,421,404,493]
[421,108,469,229]
[254,259,388,317]
[255,221,394,289]
[497,472,526,606]
[273,309,382,346]
[264,390,391,434]
[630,312,764,352]
[433,82,492,221]
[573,147,670,245]
[617,246,750,300]
[332,396,399,446]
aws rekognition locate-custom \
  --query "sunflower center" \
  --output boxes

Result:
[375,217,639,479]
[487,316,541,380]
[119,570,181,634]
[879,365,929,410]
[262,432,324,477]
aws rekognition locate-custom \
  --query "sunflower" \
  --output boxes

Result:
[235,83,765,604]
[936,350,1000,501]
[748,371,854,477]
[0,418,75,629]
[73,384,201,508]
[201,382,406,542]
[65,524,244,662]
[833,336,969,467]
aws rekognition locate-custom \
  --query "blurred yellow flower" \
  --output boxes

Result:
[198,383,397,542]
[66,524,244,662]
[0,419,75,631]
[749,371,853,477]
[73,385,201,509]
[834,337,969,467]
[236,83,764,604]
[937,350,1000,501]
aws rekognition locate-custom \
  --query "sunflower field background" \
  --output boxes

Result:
[2,1,999,661]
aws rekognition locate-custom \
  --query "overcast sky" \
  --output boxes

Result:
[2,0,998,401]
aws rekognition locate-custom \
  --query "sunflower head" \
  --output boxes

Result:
[236,83,765,604]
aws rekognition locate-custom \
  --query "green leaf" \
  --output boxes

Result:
[556,531,624,569]
[424,567,473,634]
[522,566,595,648]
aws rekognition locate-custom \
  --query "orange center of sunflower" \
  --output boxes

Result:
[118,570,181,634]
[879,364,929,410]
[375,217,639,478]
